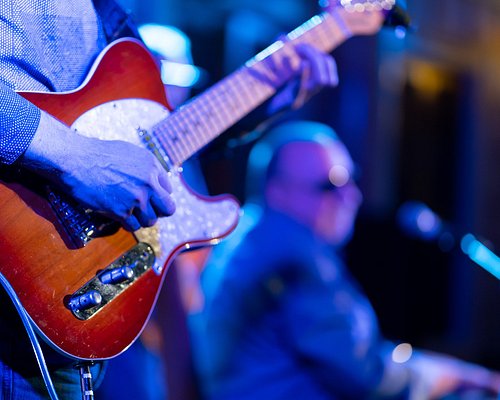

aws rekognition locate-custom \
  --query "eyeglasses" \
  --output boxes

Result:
[310,180,346,193]
[274,164,360,194]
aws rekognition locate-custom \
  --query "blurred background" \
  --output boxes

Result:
[117,0,500,391]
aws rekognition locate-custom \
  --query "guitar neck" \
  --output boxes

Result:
[152,12,352,166]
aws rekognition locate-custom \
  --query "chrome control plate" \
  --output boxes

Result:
[68,242,155,320]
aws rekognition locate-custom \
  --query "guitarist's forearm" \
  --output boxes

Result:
[21,111,78,178]
[21,110,176,231]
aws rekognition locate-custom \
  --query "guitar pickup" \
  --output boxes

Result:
[66,242,155,320]
[47,187,120,248]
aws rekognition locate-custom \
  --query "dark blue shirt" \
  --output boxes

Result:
[193,207,396,399]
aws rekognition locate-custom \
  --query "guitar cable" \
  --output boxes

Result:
[0,270,61,400]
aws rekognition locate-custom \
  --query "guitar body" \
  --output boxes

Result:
[0,1,393,360]
[0,39,239,360]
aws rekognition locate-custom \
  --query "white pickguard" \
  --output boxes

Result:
[71,98,240,273]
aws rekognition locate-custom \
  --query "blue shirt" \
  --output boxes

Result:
[0,0,107,164]
[193,208,392,400]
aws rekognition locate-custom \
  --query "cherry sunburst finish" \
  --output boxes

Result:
[0,2,391,360]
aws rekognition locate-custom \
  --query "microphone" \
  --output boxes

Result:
[396,201,500,280]
[396,201,455,251]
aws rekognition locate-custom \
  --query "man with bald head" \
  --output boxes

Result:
[192,120,500,400]
[195,120,398,399]
[262,123,361,247]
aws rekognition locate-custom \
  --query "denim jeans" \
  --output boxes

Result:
[0,288,105,400]
[0,360,105,400]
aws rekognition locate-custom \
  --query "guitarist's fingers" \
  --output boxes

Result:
[295,43,338,89]
[150,187,176,217]
[157,167,173,194]
[151,164,176,217]
[325,55,339,87]
[123,215,141,232]
[291,66,311,110]
[122,190,174,231]
[133,201,158,228]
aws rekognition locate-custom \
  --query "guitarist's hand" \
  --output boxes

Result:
[22,111,176,231]
[267,43,338,114]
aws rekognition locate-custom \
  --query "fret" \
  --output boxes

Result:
[223,84,243,112]
[231,67,270,111]
[178,109,202,154]
[309,17,331,52]
[199,102,224,141]
[321,13,352,51]
[151,8,359,165]
[231,69,254,108]
[188,101,215,149]
[182,109,205,152]
[207,82,242,127]
[173,123,192,161]
[150,124,166,153]
[208,86,232,128]
[214,84,239,114]
[188,96,216,137]
[193,99,223,149]
[189,111,211,153]
[201,86,227,129]
[229,71,251,109]
[170,114,189,160]
[185,100,217,143]
[243,65,280,103]
[217,79,249,119]
[152,124,180,165]
[164,118,189,163]
[219,87,251,126]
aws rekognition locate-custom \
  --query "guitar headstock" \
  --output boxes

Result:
[333,0,396,13]
[321,0,400,37]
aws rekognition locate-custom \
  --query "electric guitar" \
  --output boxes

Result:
[0,1,395,360]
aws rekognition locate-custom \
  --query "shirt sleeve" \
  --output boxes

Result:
[0,81,41,165]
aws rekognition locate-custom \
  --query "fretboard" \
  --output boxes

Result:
[151,11,353,166]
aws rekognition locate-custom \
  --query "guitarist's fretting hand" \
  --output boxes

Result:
[267,43,339,114]
[21,111,176,232]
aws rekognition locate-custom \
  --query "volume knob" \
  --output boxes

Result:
[68,290,102,312]
[99,266,134,285]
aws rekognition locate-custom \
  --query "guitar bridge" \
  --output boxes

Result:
[67,242,155,320]
[47,187,120,248]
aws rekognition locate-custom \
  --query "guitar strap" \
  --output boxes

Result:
[92,0,142,42]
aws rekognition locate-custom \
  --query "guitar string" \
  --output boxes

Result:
[151,9,349,167]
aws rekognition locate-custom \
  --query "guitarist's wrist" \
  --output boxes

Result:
[21,111,83,180]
